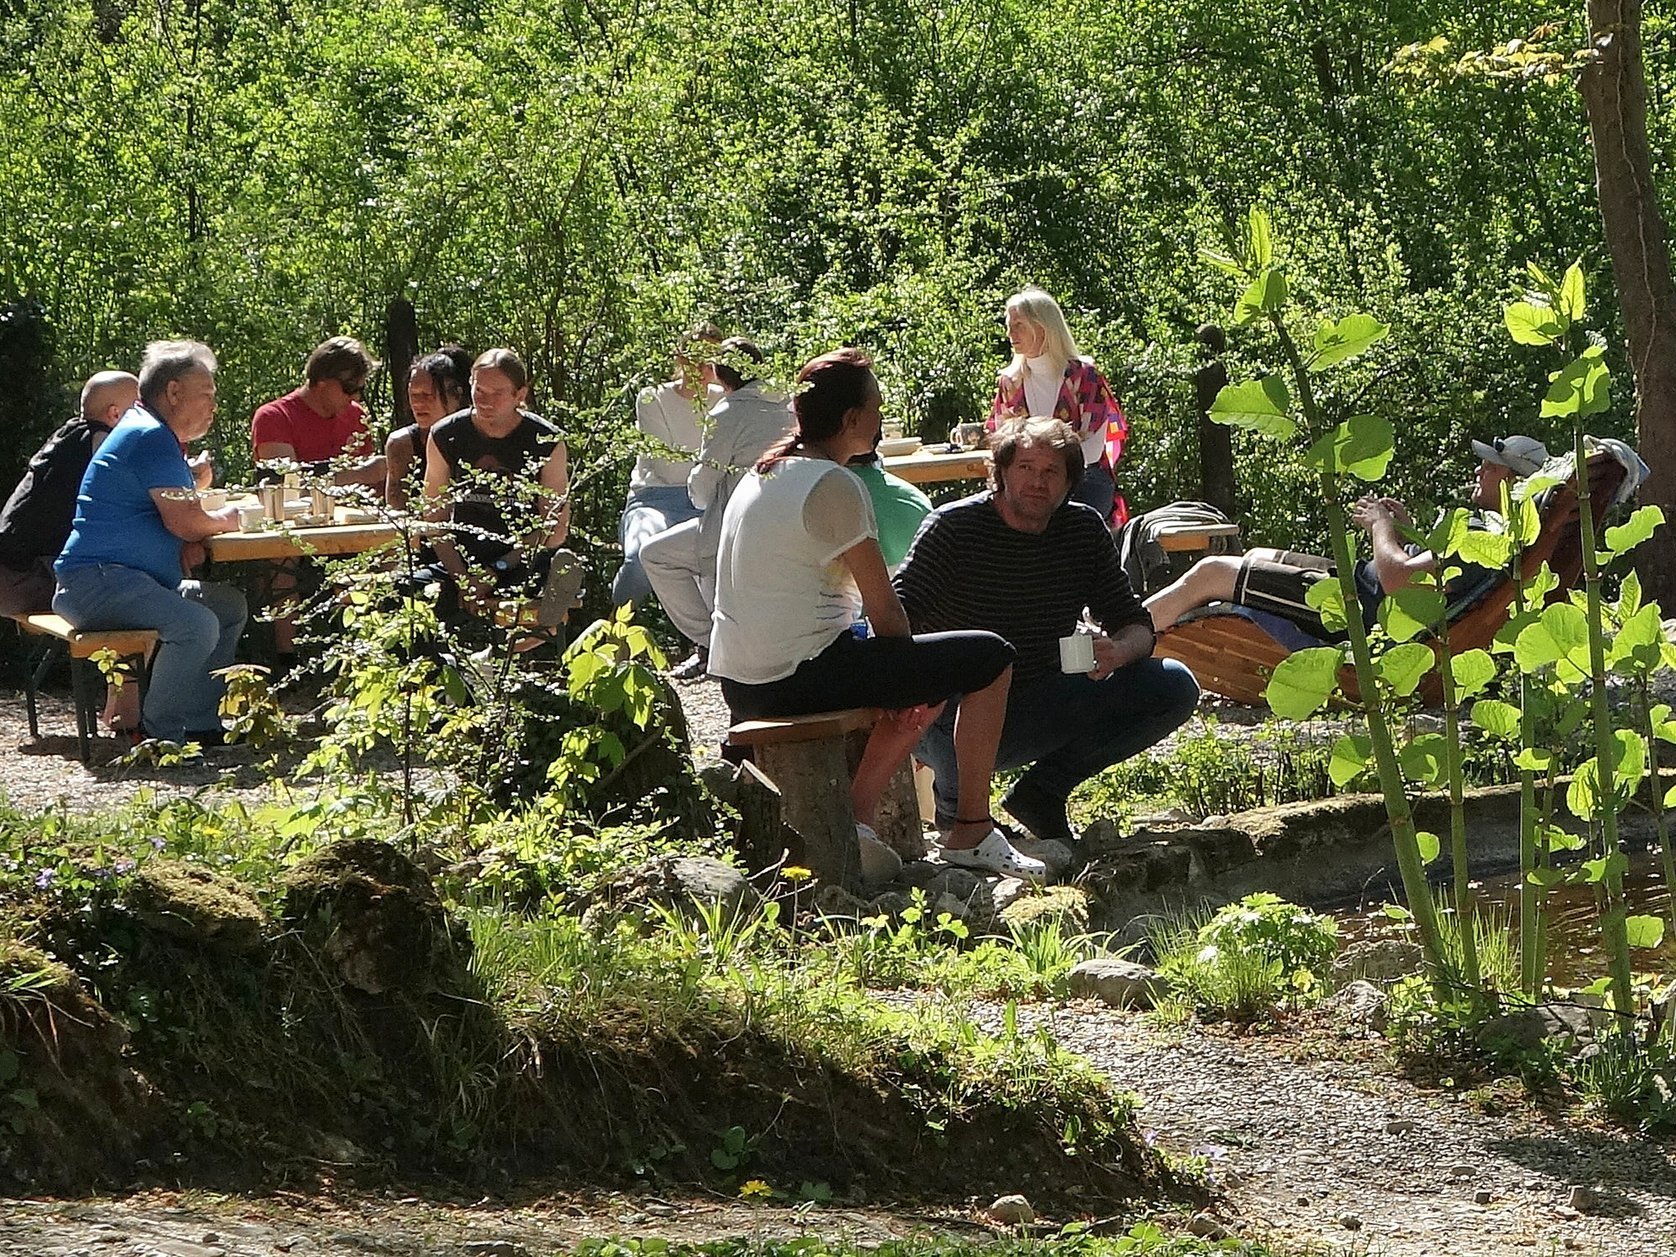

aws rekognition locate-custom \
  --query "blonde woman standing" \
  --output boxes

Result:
[988,287,1128,526]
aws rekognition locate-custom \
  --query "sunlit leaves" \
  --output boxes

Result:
[1504,301,1564,345]
[1514,603,1591,680]
[1209,377,1294,439]
[1247,206,1274,267]
[1541,345,1611,418]
[1304,414,1393,480]
[1416,830,1441,864]
[1329,732,1373,787]
[1604,505,1663,557]
[1264,646,1343,719]
[1558,262,1586,323]
[1235,270,1288,326]
[1625,915,1666,949]
[1308,314,1389,370]
[1374,642,1434,696]
[1305,578,1348,633]
[1399,734,1447,786]
[1380,586,1443,642]
[1450,649,1496,698]
[1470,698,1521,740]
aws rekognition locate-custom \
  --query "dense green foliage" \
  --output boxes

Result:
[0,0,1657,553]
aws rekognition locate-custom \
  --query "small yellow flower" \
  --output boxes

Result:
[781,866,813,883]
[738,1179,774,1200]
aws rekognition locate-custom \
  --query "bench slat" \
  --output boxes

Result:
[17,613,159,660]
[729,707,881,746]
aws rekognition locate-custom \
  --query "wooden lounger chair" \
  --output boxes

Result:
[1155,453,1629,709]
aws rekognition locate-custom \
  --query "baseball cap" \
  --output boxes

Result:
[1471,434,1550,477]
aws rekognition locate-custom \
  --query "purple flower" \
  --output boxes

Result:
[33,868,56,890]
[148,837,166,852]
[114,858,137,875]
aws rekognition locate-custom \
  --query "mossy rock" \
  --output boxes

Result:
[281,839,470,996]
[0,941,154,1188]
[124,860,267,954]
[999,884,1092,934]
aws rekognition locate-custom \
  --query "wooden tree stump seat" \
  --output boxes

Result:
[728,707,923,889]
[12,613,158,762]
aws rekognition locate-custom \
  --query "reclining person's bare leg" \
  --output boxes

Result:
[1144,555,1244,632]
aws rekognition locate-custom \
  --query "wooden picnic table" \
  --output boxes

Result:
[205,499,409,562]
[881,445,991,486]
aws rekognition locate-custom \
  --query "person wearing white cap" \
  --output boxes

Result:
[1144,433,1550,639]
[1471,434,1551,477]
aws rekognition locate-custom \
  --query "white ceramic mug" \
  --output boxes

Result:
[1059,632,1096,674]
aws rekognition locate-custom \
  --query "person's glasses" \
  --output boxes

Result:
[339,377,366,399]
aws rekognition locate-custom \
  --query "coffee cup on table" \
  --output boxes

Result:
[1059,632,1096,675]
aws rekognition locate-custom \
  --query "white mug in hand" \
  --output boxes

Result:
[1059,632,1096,674]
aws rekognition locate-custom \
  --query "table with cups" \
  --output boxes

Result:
[203,485,407,563]
[879,423,992,486]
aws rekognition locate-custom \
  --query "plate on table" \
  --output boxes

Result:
[878,437,922,458]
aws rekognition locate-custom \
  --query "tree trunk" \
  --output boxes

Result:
[1579,0,1676,605]
[384,297,420,429]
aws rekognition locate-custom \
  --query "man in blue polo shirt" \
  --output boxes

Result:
[54,340,248,744]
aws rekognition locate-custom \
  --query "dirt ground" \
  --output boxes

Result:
[4,680,1676,1256]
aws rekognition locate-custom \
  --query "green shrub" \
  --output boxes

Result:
[1151,894,1338,1019]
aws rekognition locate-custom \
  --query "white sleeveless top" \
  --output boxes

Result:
[710,457,876,685]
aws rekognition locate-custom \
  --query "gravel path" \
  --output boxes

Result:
[990,1000,1676,1256]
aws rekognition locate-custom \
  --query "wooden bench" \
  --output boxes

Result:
[12,614,158,762]
[727,707,923,889]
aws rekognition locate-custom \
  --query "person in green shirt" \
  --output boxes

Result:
[847,454,932,572]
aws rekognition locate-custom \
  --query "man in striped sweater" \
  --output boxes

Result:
[894,417,1200,846]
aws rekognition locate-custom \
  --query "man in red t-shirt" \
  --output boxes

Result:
[250,336,386,489]
[250,336,386,666]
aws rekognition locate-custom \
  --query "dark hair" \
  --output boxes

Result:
[472,347,529,391]
[713,336,763,391]
[412,348,471,412]
[989,415,1084,501]
[757,347,875,472]
[305,335,378,385]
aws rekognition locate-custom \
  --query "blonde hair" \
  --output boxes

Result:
[1000,286,1083,383]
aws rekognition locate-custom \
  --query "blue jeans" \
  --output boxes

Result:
[1071,458,1116,523]
[54,564,248,742]
[611,484,702,607]
[916,657,1200,821]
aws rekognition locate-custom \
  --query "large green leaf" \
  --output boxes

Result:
[1514,603,1591,678]
[1381,587,1443,642]
[1450,649,1497,698]
[1247,206,1273,268]
[1305,578,1349,633]
[1558,262,1586,323]
[1424,508,1470,557]
[1580,852,1629,884]
[1264,647,1344,719]
[1604,505,1664,557]
[1209,377,1294,438]
[1309,315,1389,371]
[1399,733,1448,786]
[1303,413,1393,480]
[1607,603,1665,674]
[1456,528,1514,571]
[1200,249,1243,277]
[1504,300,1564,346]
[1329,733,1373,787]
[1375,642,1434,696]
[1234,269,1288,326]
[1470,698,1521,740]
[1625,915,1666,949]
[1416,830,1441,864]
[1540,347,1611,418]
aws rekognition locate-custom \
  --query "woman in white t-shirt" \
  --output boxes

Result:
[711,348,1043,882]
